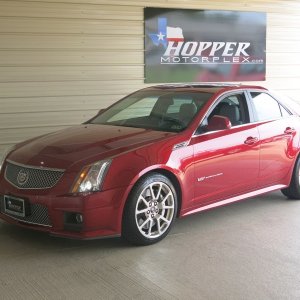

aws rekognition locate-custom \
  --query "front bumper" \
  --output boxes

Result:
[0,186,129,239]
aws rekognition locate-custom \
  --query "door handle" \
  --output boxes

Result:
[244,136,259,145]
[284,127,295,134]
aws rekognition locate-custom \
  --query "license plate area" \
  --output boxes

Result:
[4,195,26,218]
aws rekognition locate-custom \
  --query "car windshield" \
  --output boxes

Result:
[89,90,213,132]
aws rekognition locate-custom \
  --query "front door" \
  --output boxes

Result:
[191,92,260,206]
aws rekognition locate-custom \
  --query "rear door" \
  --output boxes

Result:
[247,91,298,187]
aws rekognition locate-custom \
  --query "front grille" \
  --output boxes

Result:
[5,160,64,189]
[0,196,52,227]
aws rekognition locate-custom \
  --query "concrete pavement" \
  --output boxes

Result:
[0,191,299,299]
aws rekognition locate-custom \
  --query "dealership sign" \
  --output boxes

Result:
[144,8,266,83]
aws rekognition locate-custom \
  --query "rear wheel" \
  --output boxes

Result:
[281,156,300,199]
[122,173,177,245]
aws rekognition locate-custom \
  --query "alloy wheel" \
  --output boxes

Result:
[135,181,175,239]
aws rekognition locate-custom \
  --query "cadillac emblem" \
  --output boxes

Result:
[17,169,29,186]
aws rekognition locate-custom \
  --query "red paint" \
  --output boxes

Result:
[0,84,299,239]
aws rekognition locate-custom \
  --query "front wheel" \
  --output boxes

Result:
[281,156,300,199]
[122,173,178,245]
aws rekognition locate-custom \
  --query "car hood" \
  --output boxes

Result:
[8,124,175,170]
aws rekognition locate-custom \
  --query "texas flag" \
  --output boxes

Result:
[148,18,184,48]
[166,26,184,42]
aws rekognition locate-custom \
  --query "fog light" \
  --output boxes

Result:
[64,212,84,232]
[75,213,83,224]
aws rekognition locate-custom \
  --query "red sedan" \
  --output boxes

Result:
[0,84,300,245]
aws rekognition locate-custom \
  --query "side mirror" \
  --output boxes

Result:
[207,115,231,131]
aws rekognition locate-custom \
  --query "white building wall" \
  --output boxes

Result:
[0,0,300,156]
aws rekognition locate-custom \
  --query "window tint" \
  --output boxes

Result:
[251,92,282,121]
[197,92,249,134]
[166,97,193,114]
[90,90,213,132]
[208,93,249,126]
[109,97,157,122]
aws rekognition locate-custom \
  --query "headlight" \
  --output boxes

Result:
[71,159,112,193]
[0,145,15,173]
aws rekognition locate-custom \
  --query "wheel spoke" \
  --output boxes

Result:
[138,217,150,230]
[156,183,163,200]
[149,184,155,200]
[157,205,173,214]
[140,195,148,206]
[156,218,162,235]
[160,216,171,225]
[147,219,153,235]
[136,208,149,215]
[161,192,172,204]
[163,205,173,209]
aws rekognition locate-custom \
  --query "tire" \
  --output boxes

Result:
[122,173,178,246]
[281,156,300,199]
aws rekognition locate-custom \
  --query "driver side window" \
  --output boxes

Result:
[198,93,250,133]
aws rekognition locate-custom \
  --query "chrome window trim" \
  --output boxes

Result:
[191,121,254,138]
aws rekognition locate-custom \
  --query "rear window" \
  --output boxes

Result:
[250,92,282,121]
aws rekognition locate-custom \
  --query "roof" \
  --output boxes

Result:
[145,83,267,94]
[155,83,241,88]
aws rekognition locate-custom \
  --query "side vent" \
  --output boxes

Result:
[173,141,189,151]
